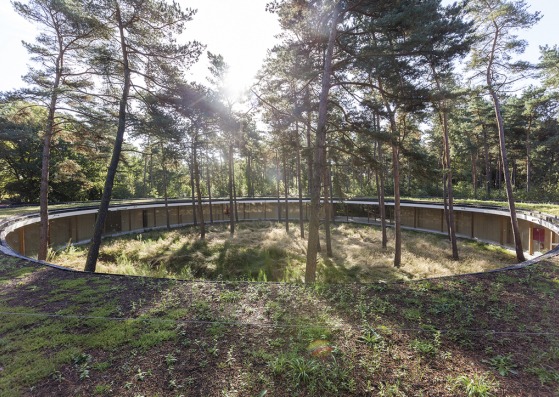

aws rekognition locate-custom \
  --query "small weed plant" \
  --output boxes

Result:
[454,373,498,397]
[483,354,517,376]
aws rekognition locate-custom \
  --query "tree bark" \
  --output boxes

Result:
[377,81,402,267]
[38,61,62,261]
[190,150,197,226]
[305,88,313,198]
[442,111,459,259]
[142,137,150,197]
[283,151,289,232]
[228,142,235,235]
[526,116,533,193]
[206,152,213,224]
[160,142,170,230]
[276,150,281,222]
[483,127,491,197]
[442,172,450,239]
[233,167,238,223]
[431,66,459,259]
[305,2,341,283]
[471,151,478,199]
[85,5,130,272]
[324,159,333,257]
[375,146,387,249]
[486,27,525,262]
[391,142,402,268]
[296,123,305,238]
[489,89,526,261]
[193,141,205,239]
[375,113,388,249]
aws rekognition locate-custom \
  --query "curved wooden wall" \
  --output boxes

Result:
[1,199,558,266]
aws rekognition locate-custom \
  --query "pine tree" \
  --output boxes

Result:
[84,0,203,272]
[468,0,541,262]
[13,0,99,261]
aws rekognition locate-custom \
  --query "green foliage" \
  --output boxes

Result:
[482,354,517,376]
[358,326,383,346]
[453,373,498,397]
[410,333,440,357]
[527,366,559,385]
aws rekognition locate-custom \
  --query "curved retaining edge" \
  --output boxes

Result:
[1,199,559,281]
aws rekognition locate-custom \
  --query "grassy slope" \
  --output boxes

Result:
[1,254,559,396]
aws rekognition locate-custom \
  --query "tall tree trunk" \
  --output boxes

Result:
[228,142,235,235]
[193,141,205,239]
[497,151,502,191]
[442,172,450,239]
[324,158,333,257]
[483,128,491,197]
[38,61,62,261]
[233,168,239,222]
[391,141,402,268]
[375,114,388,249]
[276,150,281,222]
[149,144,154,192]
[472,151,478,199]
[375,145,387,249]
[511,159,518,189]
[526,117,532,193]
[486,27,526,261]
[328,163,335,223]
[304,89,314,198]
[431,66,459,259]
[283,151,289,232]
[142,137,150,197]
[296,123,305,238]
[85,5,130,272]
[160,142,170,230]
[377,81,402,267]
[442,110,459,259]
[206,152,213,224]
[305,2,341,283]
[246,154,254,198]
[489,90,525,261]
[190,150,197,226]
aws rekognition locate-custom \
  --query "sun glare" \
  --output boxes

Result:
[184,0,281,100]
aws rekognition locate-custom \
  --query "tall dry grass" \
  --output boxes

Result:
[52,222,516,282]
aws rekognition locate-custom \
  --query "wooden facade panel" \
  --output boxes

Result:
[76,214,95,242]
[24,224,40,256]
[401,207,415,228]
[518,219,530,251]
[249,203,266,219]
[154,208,167,228]
[5,230,22,255]
[473,213,502,242]
[454,211,472,237]
[129,210,143,231]
[50,218,72,247]
[417,208,442,231]
[3,202,559,259]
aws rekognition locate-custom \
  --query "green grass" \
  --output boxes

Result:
[0,199,159,220]
[399,196,559,217]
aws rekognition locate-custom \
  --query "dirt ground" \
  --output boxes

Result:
[1,252,559,396]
